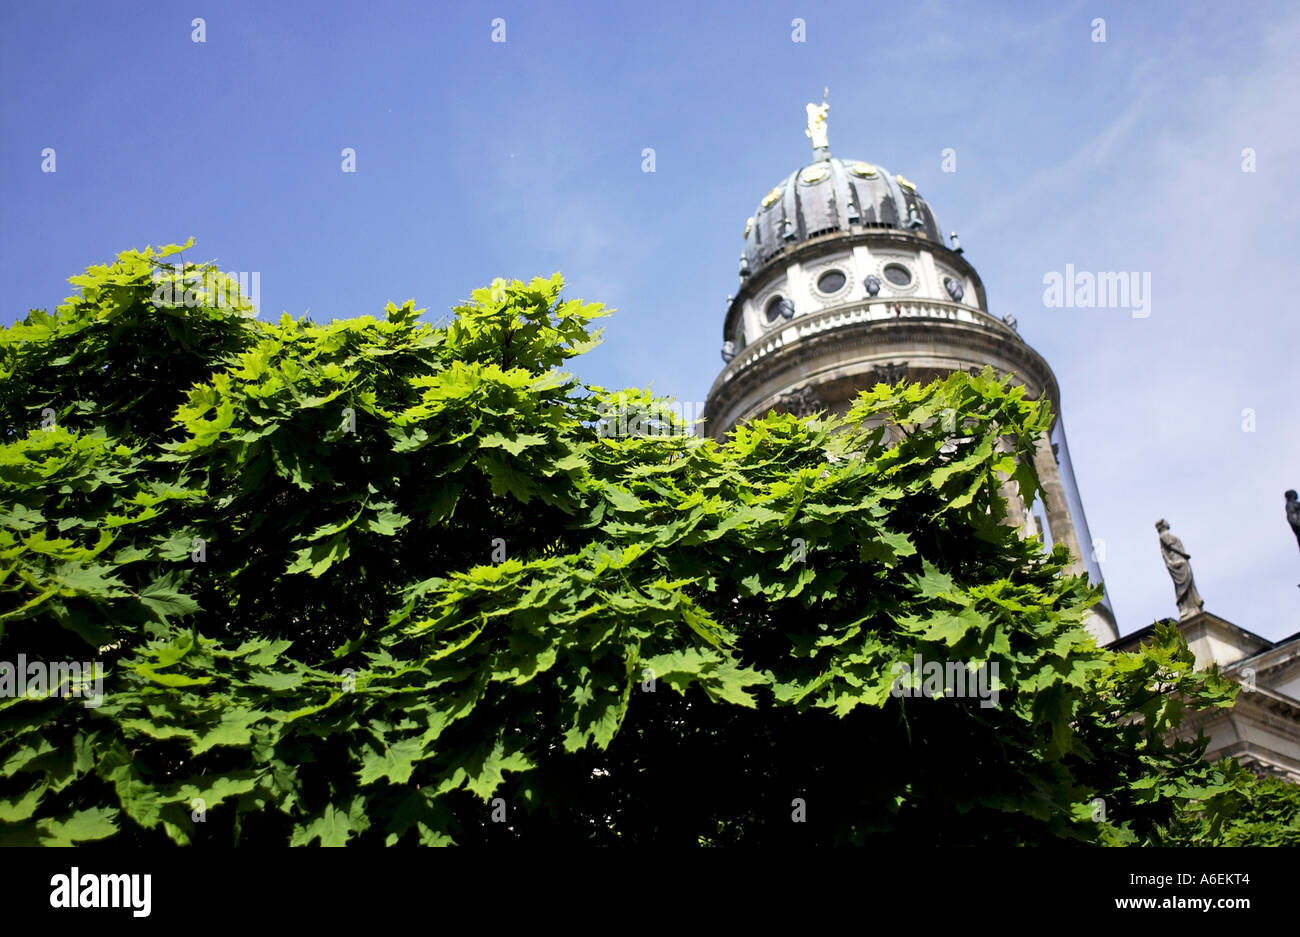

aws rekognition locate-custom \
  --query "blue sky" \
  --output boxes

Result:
[3,0,1298,639]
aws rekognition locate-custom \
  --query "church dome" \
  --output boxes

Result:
[740,157,943,277]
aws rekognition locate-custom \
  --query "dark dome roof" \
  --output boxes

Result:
[741,157,943,273]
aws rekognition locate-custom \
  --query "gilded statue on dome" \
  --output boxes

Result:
[805,88,829,152]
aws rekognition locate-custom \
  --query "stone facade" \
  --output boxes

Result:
[1113,613,1300,782]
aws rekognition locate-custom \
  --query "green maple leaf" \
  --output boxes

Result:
[137,571,201,622]
[290,797,371,846]
[358,737,425,785]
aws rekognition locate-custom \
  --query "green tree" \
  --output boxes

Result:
[0,244,1267,845]
[1161,759,1300,846]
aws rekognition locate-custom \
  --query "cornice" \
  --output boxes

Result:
[704,303,1061,434]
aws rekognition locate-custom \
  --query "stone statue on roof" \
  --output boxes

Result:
[1286,490,1300,552]
[1156,519,1204,619]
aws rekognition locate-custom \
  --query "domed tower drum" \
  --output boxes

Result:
[703,107,1118,643]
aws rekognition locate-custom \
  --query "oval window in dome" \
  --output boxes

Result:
[883,263,912,287]
[765,296,793,323]
[817,269,846,294]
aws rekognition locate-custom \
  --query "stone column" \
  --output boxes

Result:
[1031,430,1086,578]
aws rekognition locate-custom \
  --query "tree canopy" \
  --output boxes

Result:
[0,242,1284,845]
